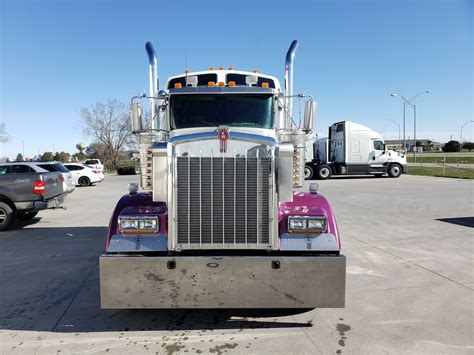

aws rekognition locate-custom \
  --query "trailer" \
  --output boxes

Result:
[99,40,346,309]
[305,121,408,180]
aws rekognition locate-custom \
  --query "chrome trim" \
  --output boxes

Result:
[168,87,276,94]
[169,131,277,146]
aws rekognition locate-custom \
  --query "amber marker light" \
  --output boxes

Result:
[262,82,269,88]
[208,81,215,87]
[228,81,236,87]
[209,66,215,70]
[218,67,224,70]
[228,66,234,70]
[218,81,225,87]
[184,69,190,74]
[174,83,182,89]
[252,69,258,73]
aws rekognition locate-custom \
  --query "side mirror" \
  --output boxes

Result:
[130,103,143,132]
[303,100,316,131]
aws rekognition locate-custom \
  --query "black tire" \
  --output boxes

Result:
[304,165,314,180]
[0,201,15,231]
[315,164,332,180]
[387,164,402,178]
[78,176,91,186]
[16,211,38,221]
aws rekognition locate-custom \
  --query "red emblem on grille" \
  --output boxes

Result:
[218,126,229,153]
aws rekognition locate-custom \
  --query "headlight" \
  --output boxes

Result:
[287,216,327,234]
[118,216,159,234]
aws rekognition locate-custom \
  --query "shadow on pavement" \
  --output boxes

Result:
[436,216,474,228]
[0,227,312,334]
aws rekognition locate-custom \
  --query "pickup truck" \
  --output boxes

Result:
[0,162,66,231]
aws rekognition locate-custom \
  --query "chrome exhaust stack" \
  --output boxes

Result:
[284,40,299,129]
[145,42,159,130]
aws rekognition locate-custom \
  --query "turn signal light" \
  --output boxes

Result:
[34,180,45,194]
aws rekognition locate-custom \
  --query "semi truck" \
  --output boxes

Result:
[99,40,346,309]
[304,121,408,180]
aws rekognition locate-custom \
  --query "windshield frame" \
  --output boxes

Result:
[168,91,276,130]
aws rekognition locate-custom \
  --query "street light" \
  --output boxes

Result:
[460,120,474,150]
[391,90,430,163]
[385,118,401,151]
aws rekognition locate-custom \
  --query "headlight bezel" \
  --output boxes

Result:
[118,215,159,235]
[287,216,327,234]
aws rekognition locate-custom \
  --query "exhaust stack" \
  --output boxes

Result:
[145,42,159,129]
[284,40,299,129]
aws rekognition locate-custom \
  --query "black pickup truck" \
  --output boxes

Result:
[0,162,66,231]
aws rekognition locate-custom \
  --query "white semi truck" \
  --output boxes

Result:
[304,121,407,180]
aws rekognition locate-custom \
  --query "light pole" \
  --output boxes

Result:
[460,120,474,150]
[385,118,401,151]
[391,90,430,163]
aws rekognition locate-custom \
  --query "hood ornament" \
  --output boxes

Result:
[217,126,230,153]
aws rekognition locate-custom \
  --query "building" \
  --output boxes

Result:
[385,139,442,152]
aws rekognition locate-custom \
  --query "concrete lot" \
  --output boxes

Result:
[1,175,473,354]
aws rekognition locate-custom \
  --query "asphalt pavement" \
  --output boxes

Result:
[1,174,473,354]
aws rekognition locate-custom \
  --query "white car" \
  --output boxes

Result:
[84,159,104,172]
[33,162,75,194]
[64,163,104,187]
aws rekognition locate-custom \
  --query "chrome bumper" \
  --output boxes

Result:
[100,254,346,309]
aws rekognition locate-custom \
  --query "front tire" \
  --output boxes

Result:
[388,164,402,178]
[0,202,15,231]
[78,176,91,186]
[304,165,314,180]
[316,164,332,180]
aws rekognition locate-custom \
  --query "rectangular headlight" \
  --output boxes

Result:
[287,216,327,234]
[118,216,159,234]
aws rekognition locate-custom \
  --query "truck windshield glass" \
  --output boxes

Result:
[170,94,274,129]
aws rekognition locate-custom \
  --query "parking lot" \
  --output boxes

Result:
[1,175,473,354]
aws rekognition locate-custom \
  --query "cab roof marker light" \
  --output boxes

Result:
[218,81,225,87]
[208,81,215,87]
[218,67,224,70]
[209,66,215,70]
[228,66,234,70]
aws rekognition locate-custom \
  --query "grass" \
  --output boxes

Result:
[406,156,474,164]
[408,166,474,179]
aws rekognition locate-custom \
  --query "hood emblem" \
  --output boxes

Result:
[217,126,230,153]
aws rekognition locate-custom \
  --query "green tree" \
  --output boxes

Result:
[41,151,54,161]
[462,142,474,151]
[442,140,461,153]
[16,153,24,161]
[54,151,70,163]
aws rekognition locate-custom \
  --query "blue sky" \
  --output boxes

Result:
[1,0,472,159]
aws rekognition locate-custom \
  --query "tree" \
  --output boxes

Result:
[462,142,474,152]
[41,152,54,161]
[442,140,461,153]
[16,153,24,162]
[415,141,422,147]
[80,99,132,169]
[54,151,70,163]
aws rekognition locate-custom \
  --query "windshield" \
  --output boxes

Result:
[170,94,274,129]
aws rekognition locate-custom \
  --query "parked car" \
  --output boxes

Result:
[32,162,75,194]
[0,162,66,231]
[63,163,105,186]
[84,159,104,172]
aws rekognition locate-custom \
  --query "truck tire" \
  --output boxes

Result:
[16,211,38,221]
[316,165,332,180]
[388,163,402,178]
[304,165,314,180]
[0,202,15,231]
[78,176,91,186]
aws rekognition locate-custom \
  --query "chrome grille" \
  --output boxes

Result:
[176,156,271,248]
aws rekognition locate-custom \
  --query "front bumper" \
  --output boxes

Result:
[100,254,346,309]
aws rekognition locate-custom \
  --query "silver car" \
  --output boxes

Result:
[32,162,75,194]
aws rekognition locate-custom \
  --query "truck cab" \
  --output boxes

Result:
[305,121,408,179]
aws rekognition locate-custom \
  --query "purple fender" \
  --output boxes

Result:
[278,192,341,250]
[104,193,167,251]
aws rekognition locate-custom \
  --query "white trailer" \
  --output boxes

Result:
[305,121,407,179]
